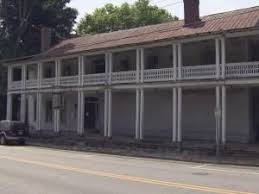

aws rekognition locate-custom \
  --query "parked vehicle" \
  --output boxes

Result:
[0,121,28,145]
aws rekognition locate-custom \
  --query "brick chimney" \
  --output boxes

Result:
[41,27,52,52]
[183,0,201,25]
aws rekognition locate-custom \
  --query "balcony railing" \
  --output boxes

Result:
[226,62,259,78]
[41,78,55,88]
[112,71,137,84]
[8,61,259,90]
[9,81,22,90]
[182,64,217,80]
[60,76,79,86]
[144,68,175,82]
[26,79,38,89]
[83,73,107,85]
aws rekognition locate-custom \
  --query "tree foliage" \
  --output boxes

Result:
[76,0,178,35]
[0,0,78,59]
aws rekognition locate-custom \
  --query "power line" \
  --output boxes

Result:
[161,1,183,8]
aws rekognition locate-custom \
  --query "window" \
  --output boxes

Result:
[119,59,130,71]
[61,58,78,76]
[147,56,159,69]
[45,100,53,123]
[43,62,55,78]
[93,59,105,74]
[13,68,22,81]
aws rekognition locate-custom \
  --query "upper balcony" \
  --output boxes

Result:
[8,34,259,91]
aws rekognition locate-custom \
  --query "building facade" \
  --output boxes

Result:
[5,5,259,145]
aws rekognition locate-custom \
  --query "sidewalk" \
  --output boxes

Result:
[27,133,259,167]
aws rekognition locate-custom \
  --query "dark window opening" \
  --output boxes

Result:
[61,58,78,76]
[13,68,22,81]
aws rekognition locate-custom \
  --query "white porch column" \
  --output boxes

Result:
[20,93,26,123]
[172,88,177,142]
[221,86,227,145]
[140,48,144,83]
[177,43,182,80]
[7,66,12,90]
[139,88,144,140]
[22,65,27,89]
[77,90,84,135]
[135,89,140,140]
[36,93,42,131]
[215,39,221,79]
[177,87,182,143]
[55,59,61,86]
[6,93,12,120]
[215,86,221,144]
[78,56,83,86]
[37,63,42,88]
[107,89,112,138]
[54,109,60,133]
[104,89,108,137]
[136,49,140,83]
[173,44,177,80]
[109,53,113,85]
[221,37,226,79]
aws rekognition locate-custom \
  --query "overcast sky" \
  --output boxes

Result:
[68,0,259,23]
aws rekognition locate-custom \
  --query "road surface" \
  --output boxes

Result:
[0,145,258,194]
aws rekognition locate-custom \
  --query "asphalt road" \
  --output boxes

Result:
[0,146,258,194]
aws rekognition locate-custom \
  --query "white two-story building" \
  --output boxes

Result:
[4,1,259,146]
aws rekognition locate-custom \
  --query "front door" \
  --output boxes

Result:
[84,97,98,132]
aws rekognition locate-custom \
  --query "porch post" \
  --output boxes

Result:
[77,90,84,135]
[135,88,140,140]
[36,92,42,131]
[172,88,177,143]
[136,49,140,83]
[22,65,26,89]
[6,93,12,120]
[215,38,220,79]
[7,66,12,90]
[55,59,61,86]
[37,63,42,88]
[215,86,221,147]
[20,93,26,123]
[177,43,182,80]
[54,109,60,133]
[173,44,177,80]
[108,53,113,84]
[221,85,227,145]
[221,37,226,79]
[107,89,112,138]
[177,87,183,147]
[139,88,144,140]
[104,89,108,137]
[140,48,144,83]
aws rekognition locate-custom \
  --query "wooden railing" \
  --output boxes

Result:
[112,71,137,84]
[8,61,259,90]
[182,64,217,80]
[144,68,175,82]
[83,73,107,85]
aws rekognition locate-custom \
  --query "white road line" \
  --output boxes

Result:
[191,164,209,169]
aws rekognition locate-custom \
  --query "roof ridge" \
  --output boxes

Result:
[54,6,259,50]
[56,6,259,45]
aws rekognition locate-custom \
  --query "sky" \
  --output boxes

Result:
[68,0,259,23]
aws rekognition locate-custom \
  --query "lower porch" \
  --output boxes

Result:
[8,85,259,146]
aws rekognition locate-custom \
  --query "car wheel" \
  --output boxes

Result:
[0,135,6,145]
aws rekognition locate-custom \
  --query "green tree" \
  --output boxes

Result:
[76,0,178,35]
[0,0,78,59]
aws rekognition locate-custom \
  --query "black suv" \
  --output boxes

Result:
[0,121,28,145]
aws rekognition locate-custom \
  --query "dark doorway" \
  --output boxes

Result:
[252,88,259,142]
[84,97,99,133]
[12,94,21,121]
